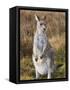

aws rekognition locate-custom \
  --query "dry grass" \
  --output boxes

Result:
[49,32,65,50]
[20,10,66,80]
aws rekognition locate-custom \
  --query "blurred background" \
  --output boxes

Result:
[20,10,66,80]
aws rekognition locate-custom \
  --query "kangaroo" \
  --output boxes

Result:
[32,15,55,79]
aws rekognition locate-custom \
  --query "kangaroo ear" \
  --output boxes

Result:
[42,16,46,20]
[35,14,40,22]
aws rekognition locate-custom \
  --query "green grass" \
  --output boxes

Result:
[20,56,35,80]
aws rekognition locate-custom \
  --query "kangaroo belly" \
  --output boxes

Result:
[36,62,48,75]
[32,55,48,75]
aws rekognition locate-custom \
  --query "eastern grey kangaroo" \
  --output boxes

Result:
[32,15,55,79]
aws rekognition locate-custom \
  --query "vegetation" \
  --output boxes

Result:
[20,10,66,80]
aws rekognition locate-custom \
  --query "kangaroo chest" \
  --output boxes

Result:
[36,33,47,51]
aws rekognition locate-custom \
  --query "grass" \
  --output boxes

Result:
[20,10,66,80]
[20,56,35,80]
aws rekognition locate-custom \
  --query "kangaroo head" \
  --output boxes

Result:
[35,15,46,33]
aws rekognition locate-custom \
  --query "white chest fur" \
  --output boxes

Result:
[33,31,47,57]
